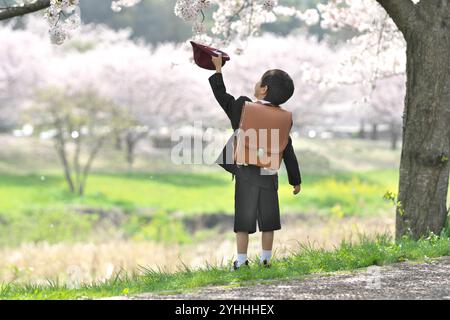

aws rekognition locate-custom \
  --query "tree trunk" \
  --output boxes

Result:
[389,121,400,151]
[55,132,75,193]
[396,11,450,240]
[371,123,378,140]
[78,138,106,196]
[114,134,122,151]
[125,133,136,172]
[124,130,147,171]
[358,119,365,139]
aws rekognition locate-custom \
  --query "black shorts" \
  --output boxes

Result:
[234,165,281,234]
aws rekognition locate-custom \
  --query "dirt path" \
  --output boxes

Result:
[105,256,450,300]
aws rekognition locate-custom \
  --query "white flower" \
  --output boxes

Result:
[262,0,277,11]
[111,0,141,13]
[44,7,60,25]
[302,9,320,26]
[64,8,81,30]
[49,25,66,45]
[196,0,211,11]
[174,0,201,22]
[192,21,206,34]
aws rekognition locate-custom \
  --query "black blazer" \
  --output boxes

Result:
[208,72,302,186]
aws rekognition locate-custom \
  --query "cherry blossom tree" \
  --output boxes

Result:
[3,15,217,170]
[91,40,214,169]
[26,86,126,195]
[190,32,339,129]
[0,0,141,44]
[0,19,51,130]
[88,42,159,170]
[366,75,405,149]
[2,0,448,239]
[174,0,449,240]
[314,0,449,239]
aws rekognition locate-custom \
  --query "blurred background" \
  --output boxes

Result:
[0,0,406,285]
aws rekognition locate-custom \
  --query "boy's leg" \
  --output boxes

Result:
[234,171,258,267]
[261,231,274,264]
[257,182,280,265]
[236,231,249,253]
[236,231,249,267]
[261,231,274,250]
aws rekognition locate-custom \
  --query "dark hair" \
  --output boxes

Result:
[260,69,294,105]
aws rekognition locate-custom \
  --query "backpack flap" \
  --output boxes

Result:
[234,102,292,170]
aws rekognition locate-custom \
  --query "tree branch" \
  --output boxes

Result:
[0,0,50,21]
[375,0,416,35]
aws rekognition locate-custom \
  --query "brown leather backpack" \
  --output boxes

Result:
[233,101,293,170]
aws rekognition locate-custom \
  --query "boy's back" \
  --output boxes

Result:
[208,56,302,270]
[208,72,302,189]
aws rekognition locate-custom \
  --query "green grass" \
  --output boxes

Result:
[0,135,406,246]
[1,232,449,300]
[0,135,401,218]
[0,169,398,216]
[0,169,399,246]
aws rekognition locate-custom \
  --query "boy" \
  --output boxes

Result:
[209,53,302,270]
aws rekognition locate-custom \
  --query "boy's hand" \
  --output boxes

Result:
[211,53,223,72]
[293,184,301,195]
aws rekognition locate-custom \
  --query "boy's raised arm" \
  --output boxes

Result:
[208,55,251,129]
[283,135,302,188]
[208,71,235,120]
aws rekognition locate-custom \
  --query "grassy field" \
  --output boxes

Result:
[1,232,449,299]
[1,134,448,298]
[0,166,401,248]
[0,214,396,285]
[0,135,402,247]
[0,170,398,215]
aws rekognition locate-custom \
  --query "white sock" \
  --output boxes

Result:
[237,253,247,266]
[261,249,272,263]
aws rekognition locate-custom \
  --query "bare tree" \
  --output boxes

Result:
[26,86,129,195]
